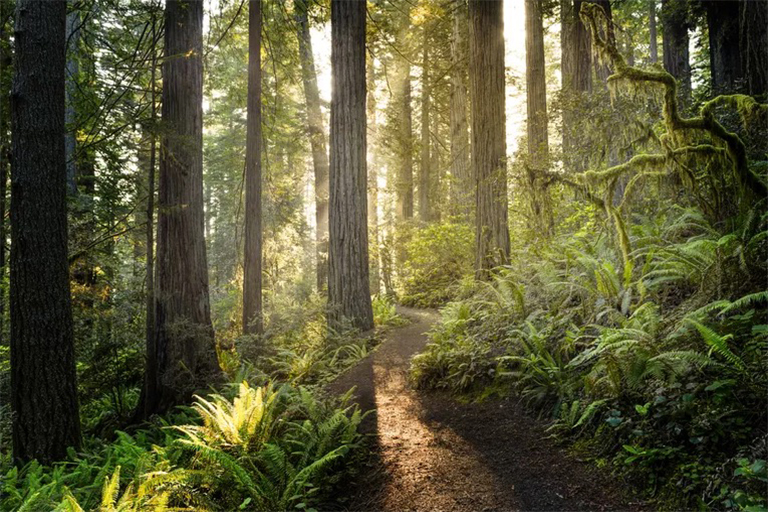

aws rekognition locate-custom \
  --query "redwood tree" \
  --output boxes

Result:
[328,0,373,330]
[449,0,471,219]
[295,0,330,292]
[469,0,510,275]
[661,0,691,101]
[243,0,263,334]
[141,0,221,416]
[10,0,81,464]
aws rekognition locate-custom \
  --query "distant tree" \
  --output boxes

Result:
[10,0,81,464]
[702,0,767,97]
[367,58,381,295]
[243,0,263,335]
[449,0,471,219]
[561,0,592,173]
[394,6,414,222]
[469,0,510,275]
[328,0,373,330]
[419,24,433,223]
[140,0,221,416]
[661,0,691,101]
[295,0,330,292]
[526,0,553,234]
[649,0,658,63]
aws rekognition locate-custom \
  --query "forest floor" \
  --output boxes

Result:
[327,307,647,512]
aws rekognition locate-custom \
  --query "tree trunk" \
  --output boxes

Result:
[328,0,373,331]
[526,0,553,234]
[243,0,263,335]
[142,0,221,416]
[592,0,615,83]
[295,0,330,292]
[704,0,740,95]
[469,0,510,276]
[394,7,413,222]
[449,2,471,220]
[661,0,691,101]
[561,0,591,173]
[649,0,658,64]
[145,11,158,384]
[367,57,381,296]
[739,0,768,96]
[10,0,81,464]
[65,6,79,197]
[419,27,431,223]
[0,1,11,347]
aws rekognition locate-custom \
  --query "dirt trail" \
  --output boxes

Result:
[328,307,645,512]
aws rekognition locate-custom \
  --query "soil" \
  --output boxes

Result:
[326,307,647,512]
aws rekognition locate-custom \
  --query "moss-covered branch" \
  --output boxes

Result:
[580,2,768,199]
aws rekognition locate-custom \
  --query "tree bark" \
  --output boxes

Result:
[10,0,81,464]
[739,0,768,96]
[561,0,591,174]
[526,0,553,234]
[592,0,615,83]
[243,0,263,335]
[394,6,413,222]
[145,10,158,383]
[649,0,658,64]
[0,1,11,347]
[142,0,221,416]
[449,1,471,220]
[469,0,510,275]
[419,26,432,223]
[295,0,330,292]
[704,0,741,95]
[328,0,373,331]
[661,0,691,101]
[367,57,381,296]
[65,3,80,197]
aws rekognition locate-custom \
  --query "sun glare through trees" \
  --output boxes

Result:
[0,0,766,511]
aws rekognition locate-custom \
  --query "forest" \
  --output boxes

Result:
[0,0,766,510]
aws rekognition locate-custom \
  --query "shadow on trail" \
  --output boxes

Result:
[414,390,646,511]
[327,307,645,512]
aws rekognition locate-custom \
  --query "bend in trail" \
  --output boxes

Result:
[328,307,645,512]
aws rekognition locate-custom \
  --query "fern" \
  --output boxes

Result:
[688,319,746,373]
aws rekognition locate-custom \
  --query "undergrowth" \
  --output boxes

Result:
[411,205,768,511]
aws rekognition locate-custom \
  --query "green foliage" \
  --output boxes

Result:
[176,383,364,511]
[399,222,474,307]
[410,202,768,510]
[0,382,363,512]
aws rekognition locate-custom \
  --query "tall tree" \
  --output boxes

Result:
[243,0,263,335]
[469,0,510,275]
[561,0,592,174]
[295,0,330,292]
[10,0,81,464]
[449,0,471,219]
[394,6,414,222]
[328,0,373,330]
[65,4,80,196]
[145,7,159,387]
[661,0,691,101]
[592,0,615,83]
[703,0,741,95]
[739,0,768,96]
[367,57,381,295]
[649,0,658,64]
[525,0,553,234]
[419,26,432,223]
[141,0,221,416]
[0,1,11,347]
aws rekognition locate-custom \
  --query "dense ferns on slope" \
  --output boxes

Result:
[410,204,768,509]
[2,384,364,512]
